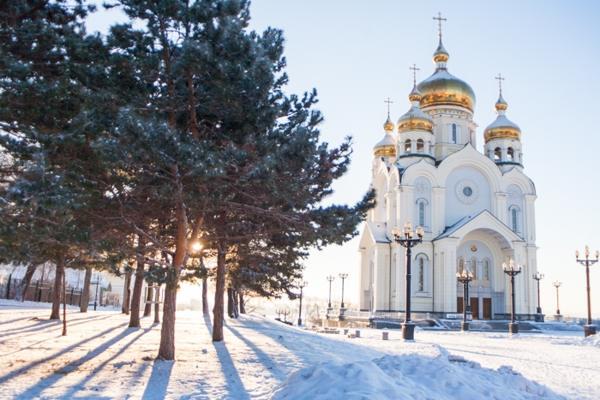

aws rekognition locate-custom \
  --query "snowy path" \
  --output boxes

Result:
[0,302,598,399]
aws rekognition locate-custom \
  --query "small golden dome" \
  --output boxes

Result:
[383,116,395,132]
[484,96,521,143]
[495,94,508,111]
[433,41,449,63]
[408,85,422,102]
[373,130,396,158]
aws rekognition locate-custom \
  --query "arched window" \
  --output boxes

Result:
[416,139,424,153]
[511,207,518,232]
[418,201,425,227]
[494,147,501,160]
[451,124,457,143]
[404,139,411,153]
[458,257,465,274]
[415,254,429,293]
[470,257,478,280]
[483,259,490,281]
[507,147,514,161]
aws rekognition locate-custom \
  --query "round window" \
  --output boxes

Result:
[463,186,473,197]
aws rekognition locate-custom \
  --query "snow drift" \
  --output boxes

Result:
[272,346,562,400]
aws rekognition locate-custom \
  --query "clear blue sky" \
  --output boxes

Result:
[89,1,600,317]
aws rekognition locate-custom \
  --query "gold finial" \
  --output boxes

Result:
[433,12,447,41]
[383,97,394,132]
[408,64,422,102]
[494,73,508,111]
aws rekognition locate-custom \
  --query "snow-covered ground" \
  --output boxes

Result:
[0,300,598,399]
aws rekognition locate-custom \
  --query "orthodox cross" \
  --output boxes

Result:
[410,64,420,86]
[433,12,447,40]
[495,73,505,95]
[384,97,393,117]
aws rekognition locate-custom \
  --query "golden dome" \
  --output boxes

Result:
[383,115,395,132]
[397,89,434,134]
[417,40,476,112]
[484,96,521,143]
[374,145,396,158]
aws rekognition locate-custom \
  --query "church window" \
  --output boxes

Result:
[418,201,425,227]
[483,259,490,281]
[511,207,518,232]
[470,257,478,279]
[507,147,514,161]
[462,186,473,197]
[418,258,425,292]
[404,139,411,153]
[458,257,465,273]
[494,147,501,160]
[417,139,424,153]
[451,124,457,143]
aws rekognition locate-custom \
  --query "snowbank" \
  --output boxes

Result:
[272,346,562,400]
[582,334,600,347]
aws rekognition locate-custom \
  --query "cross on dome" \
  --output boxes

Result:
[384,97,393,117]
[410,64,420,86]
[495,73,505,96]
[433,12,447,40]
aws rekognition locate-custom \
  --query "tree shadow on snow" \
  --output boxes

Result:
[141,358,174,400]
[14,325,138,399]
[202,313,250,400]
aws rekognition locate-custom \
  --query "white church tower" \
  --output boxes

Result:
[358,15,539,321]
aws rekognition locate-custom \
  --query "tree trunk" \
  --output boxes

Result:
[232,288,239,319]
[80,266,92,312]
[62,270,67,335]
[227,287,234,318]
[121,270,132,314]
[129,237,146,328]
[157,180,187,360]
[202,275,209,316]
[50,258,65,320]
[239,292,246,314]
[16,264,37,301]
[154,288,160,324]
[212,242,226,342]
[144,283,153,317]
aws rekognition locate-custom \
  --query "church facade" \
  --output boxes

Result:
[358,30,538,320]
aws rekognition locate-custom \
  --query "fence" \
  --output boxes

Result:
[0,275,91,307]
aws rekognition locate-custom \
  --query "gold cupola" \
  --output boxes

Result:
[397,85,434,134]
[484,85,521,143]
[374,115,397,158]
[417,31,476,112]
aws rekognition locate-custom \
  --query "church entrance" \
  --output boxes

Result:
[483,298,492,319]
[470,297,479,320]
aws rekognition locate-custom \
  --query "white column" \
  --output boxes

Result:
[495,192,508,225]
[524,194,537,243]
[432,187,446,236]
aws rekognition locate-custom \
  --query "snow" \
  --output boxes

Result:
[0,300,598,399]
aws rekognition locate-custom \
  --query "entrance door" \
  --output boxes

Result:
[470,297,479,320]
[457,297,464,313]
[483,298,492,320]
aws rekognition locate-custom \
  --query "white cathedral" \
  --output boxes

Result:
[358,29,539,320]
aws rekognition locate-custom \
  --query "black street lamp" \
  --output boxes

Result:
[456,269,474,331]
[502,259,522,335]
[326,275,335,309]
[575,246,598,337]
[391,222,424,341]
[532,272,544,322]
[339,273,348,309]
[552,281,562,318]
[297,281,307,326]
[92,274,101,311]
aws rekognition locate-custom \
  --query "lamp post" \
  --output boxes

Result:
[326,275,335,318]
[339,273,348,309]
[532,272,544,322]
[552,281,562,320]
[456,269,474,331]
[92,274,101,311]
[575,246,599,337]
[502,259,522,334]
[297,280,307,326]
[391,222,424,341]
